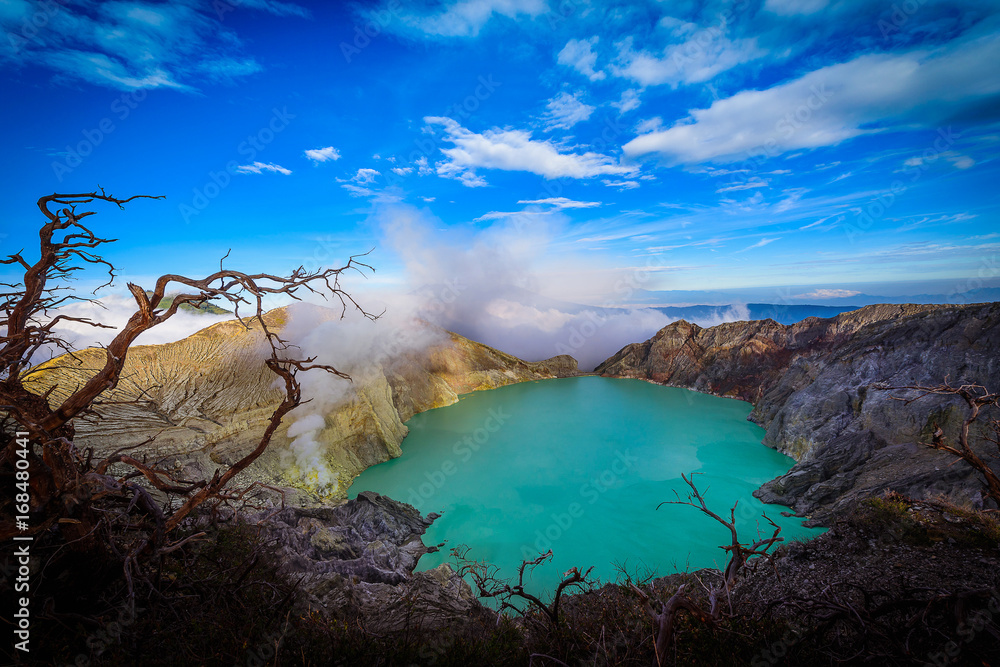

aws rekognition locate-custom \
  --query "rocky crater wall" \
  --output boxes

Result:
[25,303,579,502]
[596,302,1000,522]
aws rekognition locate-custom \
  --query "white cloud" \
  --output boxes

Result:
[614,89,642,114]
[716,179,769,193]
[420,196,436,202]
[602,179,640,190]
[353,168,380,184]
[388,0,547,37]
[0,0,305,91]
[764,0,829,15]
[542,91,595,130]
[903,151,976,171]
[425,116,638,185]
[611,24,764,87]
[415,156,434,176]
[304,146,341,163]
[793,288,861,299]
[948,153,976,169]
[517,197,601,209]
[392,166,414,175]
[473,210,548,222]
[799,213,841,230]
[233,0,310,18]
[623,31,1000,163]
[736,237,780,252]
[236,161,292,175]
[472,196,601,222]
[774,187,808,212]
[338,168,391,198]
[557,36,606,81]
[340,184,372,197]
[635,117,663,134]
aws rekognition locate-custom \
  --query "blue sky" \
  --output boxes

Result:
[1,0,999,309]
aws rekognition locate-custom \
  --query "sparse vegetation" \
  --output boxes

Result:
[888,380,1000,507]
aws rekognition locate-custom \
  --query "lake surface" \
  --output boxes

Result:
[348,376,822,597]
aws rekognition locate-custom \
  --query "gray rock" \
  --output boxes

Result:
[251,491,491,633]
[598,302,1000,520]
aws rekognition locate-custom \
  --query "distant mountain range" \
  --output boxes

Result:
[630,286,1000,308]
[652,303,860,325]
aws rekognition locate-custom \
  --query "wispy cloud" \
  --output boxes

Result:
[473,210,547,222]
[716,179,769,193]
[602,179,640,190]
[613,89,641,114]
[236,161,292,175]
[610,17,765,87]
[337,168,399,200]
[736,237,780,252]
[377,0,547,38]
[542,91,595,130]
[0,0,306,91]
[232,0,311,18]
[793,288,860,299]
[764,0,829,15]
[473,196,603,222]
[517,197,602,209]
[304,146,341,163]
[904,152,977,170]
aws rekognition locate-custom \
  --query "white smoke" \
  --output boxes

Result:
[277,301,446,494]
[273,203,687,491]
[374,204,677,370]
[689,303,751,328]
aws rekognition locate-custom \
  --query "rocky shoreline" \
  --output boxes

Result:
[596,302,1000,523]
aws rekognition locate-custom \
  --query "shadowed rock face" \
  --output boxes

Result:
[253,491,488,633]
[596,302,1000,522]
[25,303,579,502]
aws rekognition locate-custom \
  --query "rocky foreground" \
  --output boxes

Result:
[596,302,1000,523]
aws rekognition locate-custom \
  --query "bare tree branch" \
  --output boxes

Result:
[632,473,785,664]
[885,381,1000,505]
[1,190,375,565]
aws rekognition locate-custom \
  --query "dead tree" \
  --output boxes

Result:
[888,381,1000,506]
[632,473,783,665]
[1,190,374,561]
[451,546,594,629]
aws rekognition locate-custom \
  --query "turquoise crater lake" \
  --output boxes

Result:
[348,376,822,596]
